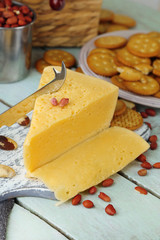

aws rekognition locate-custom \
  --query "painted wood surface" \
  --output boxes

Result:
[17,174,160,240]
[0,102,9,114]
[6,204,68,240]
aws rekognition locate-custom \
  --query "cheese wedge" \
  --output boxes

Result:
[31,126,149,202]
[24,67,118,172]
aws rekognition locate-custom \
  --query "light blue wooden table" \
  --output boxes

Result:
[0,0,160,239]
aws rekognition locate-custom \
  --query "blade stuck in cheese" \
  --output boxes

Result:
[24,67,118,172]
[31,127,149,202]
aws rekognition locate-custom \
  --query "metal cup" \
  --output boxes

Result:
[0,1,36,83]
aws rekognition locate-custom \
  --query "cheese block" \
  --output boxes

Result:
[24,67,118,172]
[31,126,149,202]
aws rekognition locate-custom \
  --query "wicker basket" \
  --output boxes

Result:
[17,0,102,47]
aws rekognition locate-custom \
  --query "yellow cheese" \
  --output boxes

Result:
[31,126,149,202]
[24,67,118,172]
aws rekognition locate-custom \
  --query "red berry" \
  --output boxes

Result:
[153,162,160,169]
[20,6,30,15]
[98,192,111,202]
[140,112,148,118]
[149,135,157,143]
[49,0,65,11]
[72,194,81,205]
[141,161,152,169]
[83,200,94,208]
[137,154,146,162]
[145,108,156,116]
[102,178,114,187]
[25,16,32,23]
[137,169,147,176]
[135,186,148,195]
[105,204,116,216]
[88,186,97,194]
[150,142,157,150]
[144,122,152,129]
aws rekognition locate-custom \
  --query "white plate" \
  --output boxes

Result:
[79,30,160,108]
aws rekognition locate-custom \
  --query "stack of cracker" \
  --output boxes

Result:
[111,99,143,131]
[98,9,136,34]
[87,32,160,99]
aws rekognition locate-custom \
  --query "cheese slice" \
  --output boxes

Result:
[31,126,149,202]
[24,67,118,172]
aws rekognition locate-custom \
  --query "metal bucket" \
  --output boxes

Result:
[0,1,36,83]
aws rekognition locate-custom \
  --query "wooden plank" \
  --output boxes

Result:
[102,0,160,31]
[121,106,160,198]
[6,204,68,240]
[17,174,160,240]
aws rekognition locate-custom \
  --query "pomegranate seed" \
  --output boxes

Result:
[102,178,114,187]
[105,204,116,216]
[149,135,157,143]
[140,112,148,118]
[150,142,157,150]
[141,161,152,169]
[153,162,160,168]
[98,192,111,202]
[72,194,81,205]
[88,186,97,194]
[137,154,146,162]
[135,186,148,195]
[51,97,58,106]
[83,200,94,208]
[144,122,152,129]
[138,169,147,176]
[59,98,69,107]
[145,108,156,116]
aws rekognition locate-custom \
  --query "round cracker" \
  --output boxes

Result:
[114,100,127,116]
[117,66,142,81]
[95,36,127,49]
[111,108,143,130]
[44,49,76,68]
[100,9,114,22]
[112,14,136,27]
[154,91,160,98]
[134,63,153,75]
[111,75,128,90]
[127,37,160,57]
[98,23,109,34]
[116,48,151,67]
[153,59,160,76]
[87,52,117,76]
[123,75,160,95]
[35,58,51,74]
[107,24,128,32]
[89,48,116,57]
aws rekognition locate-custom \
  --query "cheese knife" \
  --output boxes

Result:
[0,62,66,127]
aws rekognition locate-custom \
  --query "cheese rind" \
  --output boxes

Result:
[31,126,149,202]
[24,67,118,172]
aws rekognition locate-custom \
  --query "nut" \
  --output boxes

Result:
[17,115,30,126]
[0,135,18,150]
[0,164,16,178]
